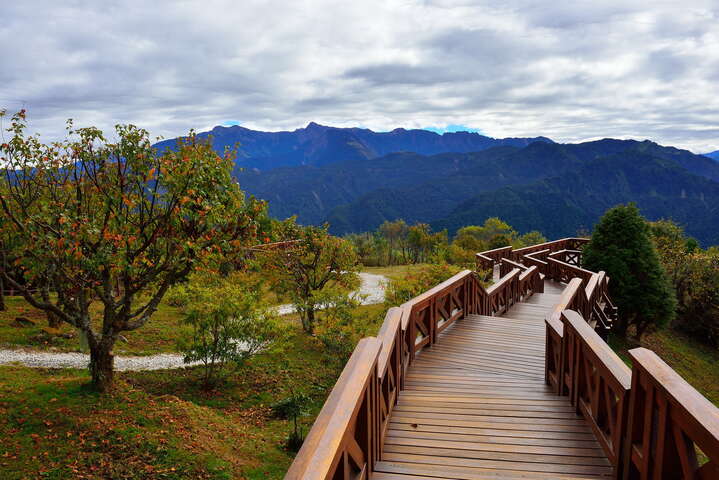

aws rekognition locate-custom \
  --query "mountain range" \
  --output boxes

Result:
[704,150,719,161]
[156,124,719,246]
[154,122,552,171]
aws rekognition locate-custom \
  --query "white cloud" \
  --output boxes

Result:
[1,0,717,152]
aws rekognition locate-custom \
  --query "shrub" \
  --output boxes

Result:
[271,391,311,452]
[650,220,719,347]
[179,282,285,389]
[312,288,367,357]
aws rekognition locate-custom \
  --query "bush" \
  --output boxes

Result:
[313,288,366,357]
[179,282,285,389]
[271,391,310,452]
[651,220,719,347]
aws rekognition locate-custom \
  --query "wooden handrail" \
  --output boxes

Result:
[624,348,719,479]
[500,257,526,277]
[475,245,512,271]
[562,310,631,472]
[523,248,550,274]
[287,254,536,478]
[546,308,719,480]
[285,337,382,479]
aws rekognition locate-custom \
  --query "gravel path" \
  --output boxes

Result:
[273,272,387,315]
[0,350,201,371]
[0,272,388,371]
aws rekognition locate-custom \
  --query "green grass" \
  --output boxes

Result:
[362,263,441,281]
[0,271,358,356]
[609,329,719,406]
[0,304,388,479]
[0,295,190,355]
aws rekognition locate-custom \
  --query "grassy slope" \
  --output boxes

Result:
[0,304,387,479]
[609,329,719,406]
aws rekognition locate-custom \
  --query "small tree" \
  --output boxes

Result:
[514,230,547,248]
[583,204,676,338]
[313,287,365,358]
[378,219,409,265]
[0,110,262,391]
[267,221,358,334]
[180,281,284,389]
[650,220,719,347]
[272,385,311,452]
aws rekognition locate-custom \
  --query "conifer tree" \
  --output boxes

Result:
[583,203,676,338]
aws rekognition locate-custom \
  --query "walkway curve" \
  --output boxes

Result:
[274,272,387,315]
[0,272,388,371]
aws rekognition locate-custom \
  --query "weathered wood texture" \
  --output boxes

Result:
[286,238,719,480]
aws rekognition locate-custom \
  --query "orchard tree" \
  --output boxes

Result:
[583,204,676,338]
[268,220,358,334]
[0,110,263,391]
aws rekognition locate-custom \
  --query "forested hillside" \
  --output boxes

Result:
[433,152,719,244]
[159,124,719,245]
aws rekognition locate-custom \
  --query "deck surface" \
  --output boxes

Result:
[375,282,613,479]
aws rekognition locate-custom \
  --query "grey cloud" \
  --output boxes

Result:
[0,0,717,153]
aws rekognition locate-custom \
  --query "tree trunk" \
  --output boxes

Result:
[0,276,5,311]
[40,285,61,328]
[89,340,115,392]
[305,307,315,334]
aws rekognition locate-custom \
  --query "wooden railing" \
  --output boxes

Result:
[475,238,587,272]
[286,267,528,479]
[499,257,526,277]
[562,310,631,469]
[284,337,382,479]
[289,236,719,479]
[476,245,512,271]
[624,348,719,479]
[545,308,719,479]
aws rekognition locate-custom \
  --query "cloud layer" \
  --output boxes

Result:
[2,0,717,152]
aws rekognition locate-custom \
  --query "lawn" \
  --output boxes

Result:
[362,263,453,280]
[0,295,190,356]
[0,269,364,356]
[609,329,719,406]
[0,303,389,479]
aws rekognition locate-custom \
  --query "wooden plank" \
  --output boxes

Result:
[381,452,613,475]
[386,428,601,448]
[390,411,590,427]
[389,421,597,441]
[383,435,608,458]
[393,404,580,419]
[375,460,610,479]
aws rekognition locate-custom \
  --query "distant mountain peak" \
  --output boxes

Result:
[304,121,328,131]
[154,122,554,171]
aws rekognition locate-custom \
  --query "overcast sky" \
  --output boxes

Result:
[2,0,718,152]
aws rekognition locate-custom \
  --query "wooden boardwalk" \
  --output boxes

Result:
[374,281,613,479]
